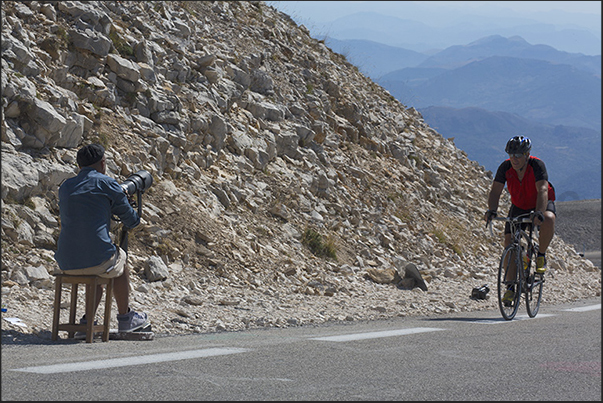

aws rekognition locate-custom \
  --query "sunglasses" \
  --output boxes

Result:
[508,153,525,159]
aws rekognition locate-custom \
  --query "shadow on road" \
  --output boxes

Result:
[422,315,508,323]
[1,328,67,346]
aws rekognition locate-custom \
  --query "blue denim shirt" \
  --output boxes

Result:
[54,167,140,271]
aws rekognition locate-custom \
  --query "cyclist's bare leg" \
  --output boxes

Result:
[538,211,555,254]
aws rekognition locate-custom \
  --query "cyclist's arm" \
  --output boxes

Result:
[534,179,549,224]
[487,181,505,212]
[485,181,505,221]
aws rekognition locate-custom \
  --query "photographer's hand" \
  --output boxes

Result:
[127,195,138,209]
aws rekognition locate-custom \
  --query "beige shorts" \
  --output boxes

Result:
[60,247,127,278]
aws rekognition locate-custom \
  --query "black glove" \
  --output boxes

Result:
[533,210,544,223]
[485,210,497,222]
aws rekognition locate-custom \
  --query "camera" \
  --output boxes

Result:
[121,170,153,196]
[119,170,153,221]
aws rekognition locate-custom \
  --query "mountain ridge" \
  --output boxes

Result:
[417,34,601,73]
[379,55,601,130]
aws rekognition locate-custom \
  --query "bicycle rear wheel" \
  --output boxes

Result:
[498,245,522,320]
[526,273,544,317]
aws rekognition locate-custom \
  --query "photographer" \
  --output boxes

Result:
[54,144,148,334]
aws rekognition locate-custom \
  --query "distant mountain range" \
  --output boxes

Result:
[415,35,601,73]
[418,106,601,201]
[324,34,601,200]
[325,38,428,79]
[379,54,601,130]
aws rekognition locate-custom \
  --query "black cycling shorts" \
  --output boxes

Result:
[505,200,556,235]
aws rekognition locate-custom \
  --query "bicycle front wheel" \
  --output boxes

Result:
[526,273,544,317]
[498,245,522,320]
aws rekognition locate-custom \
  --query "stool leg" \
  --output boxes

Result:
[86,281,96,343]
[102,279,113,342]
[52,276,62,341]
[68,283,79,339]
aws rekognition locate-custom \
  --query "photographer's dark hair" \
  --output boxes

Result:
[77,144,105,167]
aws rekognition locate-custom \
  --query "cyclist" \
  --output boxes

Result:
[484,136,556,303]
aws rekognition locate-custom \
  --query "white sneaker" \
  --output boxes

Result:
[117,309,149,332]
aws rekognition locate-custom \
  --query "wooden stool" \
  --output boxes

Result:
[52,274,113,343]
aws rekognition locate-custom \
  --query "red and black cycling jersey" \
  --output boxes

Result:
[494,156,555,210]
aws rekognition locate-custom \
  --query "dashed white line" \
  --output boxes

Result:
[467,303,601,323]
[14,305,599,374]
[562,304,601,312]
[12,347,250,374]
[309,327,444,342]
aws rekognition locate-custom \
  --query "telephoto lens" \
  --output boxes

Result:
[121,170,153,196]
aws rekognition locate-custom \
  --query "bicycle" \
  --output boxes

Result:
[488,212,545,320]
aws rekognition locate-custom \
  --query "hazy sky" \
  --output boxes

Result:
[416,1,601,15]
[270,1,602,29]
[270,1,601,54]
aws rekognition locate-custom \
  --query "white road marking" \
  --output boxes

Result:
[12,347,250,374]
[466,313,556,324]
[12,305,598,375]
[309,327,444,342]
[562,304,601,312]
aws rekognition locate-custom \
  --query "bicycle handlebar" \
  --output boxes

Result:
[488,215,539,238]
[491,216,533,224]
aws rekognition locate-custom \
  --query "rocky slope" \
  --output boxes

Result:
[1,1,600,342]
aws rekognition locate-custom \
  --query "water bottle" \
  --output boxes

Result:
[523,248,531,271]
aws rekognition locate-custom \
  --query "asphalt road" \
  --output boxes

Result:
[2,298,600,401]
[582,251,601,268]
[555,199,601,268]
